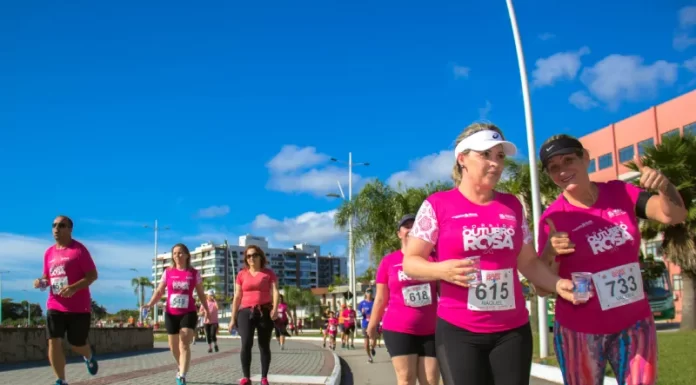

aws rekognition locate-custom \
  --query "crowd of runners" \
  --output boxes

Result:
[35,122,685,385]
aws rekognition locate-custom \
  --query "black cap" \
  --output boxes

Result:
[539,136,584,169]
[398,214,416,229]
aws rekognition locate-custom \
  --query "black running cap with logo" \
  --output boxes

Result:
[398,214,416,229]
[539,136,584,168]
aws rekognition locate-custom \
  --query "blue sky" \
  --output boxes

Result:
[1,1,695,313]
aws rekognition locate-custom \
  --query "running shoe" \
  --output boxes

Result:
[371,347,376,356]
[239,378,251,385]
[53,380,67,385]
[260,378,270,385]
[176,376,186,385]
[214,345,219,352]
[84,355,99,375]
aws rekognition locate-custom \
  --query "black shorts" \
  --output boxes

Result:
[165,311,198,335]
[382,329,436,358]
[343,324,355,334]
[46,310,91,346]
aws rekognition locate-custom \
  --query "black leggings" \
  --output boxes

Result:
[204,323,218,344]
[237,306,274,379]
[436,318,533,385]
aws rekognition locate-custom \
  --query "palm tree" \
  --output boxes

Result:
[131,277,154,311]
[334,180,452,266]
[283,285,321,324]
[626,133,696,331]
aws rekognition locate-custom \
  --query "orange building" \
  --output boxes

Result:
[577,89,696,323]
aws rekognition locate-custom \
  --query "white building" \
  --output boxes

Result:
[151,235,347,299]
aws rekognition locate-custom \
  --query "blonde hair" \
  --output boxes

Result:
[451,122,506,185]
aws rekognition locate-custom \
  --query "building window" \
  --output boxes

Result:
[662,128,679,140]
[618,145,634,164]
[644,241,662,258]
[672,274,683,291]
[587,159,596,173]
[598,153,613,170]
[684,122,696,136]
[637,138,654,156]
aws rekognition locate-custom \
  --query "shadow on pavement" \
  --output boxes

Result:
[0,347,169,372]
[339,356,354,385]
[656,322,679,332]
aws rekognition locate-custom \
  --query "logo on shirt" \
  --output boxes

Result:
[463,225,515,252]
[586,222,634,255]
[606,209,627,218]
[572,220,594,232]
[49,265,66,276]
[397,269,413,282]
[172,281,190,291]
[499,214,516,221]
[452,213,478,219]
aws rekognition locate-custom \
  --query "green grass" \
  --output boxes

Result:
[532,331,696,385]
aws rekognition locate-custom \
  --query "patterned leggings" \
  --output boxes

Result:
[554,317,657,385]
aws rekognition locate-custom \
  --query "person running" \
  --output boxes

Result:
[358,289,376,363]
[200,290,219,353]
[403,122,583,385]
[144,243,209,385]
[274,294,293,350]
[537,134,686,385]
[321,308,331,348]
[229,245,280,385]
[367,214,439,385]
[327,310,339,350]
[341,303,357,349]
[34,215,99,385]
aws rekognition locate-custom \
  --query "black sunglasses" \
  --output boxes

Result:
[246,253,261,259]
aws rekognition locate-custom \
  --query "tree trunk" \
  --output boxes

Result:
[680,271,696,331]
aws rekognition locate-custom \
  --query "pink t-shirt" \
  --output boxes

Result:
[163,267,202,315]
[236,268,277,309]
[341,308,356,326]
[538,180,651,334]
[328,317,339,334]
[277,302,289,322]
[43,240,96,313]
[411,189,531,333]
[376,250,437,335]
[201,300,219,324]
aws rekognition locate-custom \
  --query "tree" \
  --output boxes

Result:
[91,300,108,321]
[131,277,154,311]
[283,285,321,323]
[1,298,43,325]
[357,266,376,284]
[334,180,452,267]
[626,133,696,331]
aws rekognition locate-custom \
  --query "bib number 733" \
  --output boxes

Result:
[591,262,644,311]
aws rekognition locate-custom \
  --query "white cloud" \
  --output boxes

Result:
[674,6,696,51]
[387,150,453,188]
[478,100,492,120]
[82,219,146,227]
[251,210,343,245]
[684,57,696,73]
[195,205,230,218]
[452,64,471,79]
[538,33,556,41]
[265,146,362,196]
[568,90,599,110]
[579,55,678,110]
[532,46,590,87]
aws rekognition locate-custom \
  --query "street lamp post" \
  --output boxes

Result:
[505,0,549,358]
[144,220,170,323]
[330,153,369,310]
[0,270,8,325]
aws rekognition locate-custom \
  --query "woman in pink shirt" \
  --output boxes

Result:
[367,214,439,385]
[229,245,280,385]
[537,134,686,385]
[274,294,293,350]
[144,243,209,385]
[403,123,582,385]
[199,289,219,353]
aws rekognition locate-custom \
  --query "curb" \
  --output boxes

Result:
[531,363,616,385]
[325,351,342,385]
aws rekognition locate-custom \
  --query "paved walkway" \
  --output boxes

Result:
[0,340,335,385]
[334,343,559,385]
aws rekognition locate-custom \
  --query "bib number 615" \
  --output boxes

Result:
[475,281,510,301]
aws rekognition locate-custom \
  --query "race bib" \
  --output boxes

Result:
[50,277,68,295]
[329,325,336,331]
[467,268,516,311]
[402,283,432,308]
[592,262,644,311]
[170,294,189,309]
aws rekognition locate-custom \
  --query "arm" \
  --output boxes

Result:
[271,281,280,312]
[70,245,98,291]
[367,283,388,331]
[645,186,687,225]
[146,279,167,307]
[517,243,560,293]
[230,283,243,322]
[195,283,210,314]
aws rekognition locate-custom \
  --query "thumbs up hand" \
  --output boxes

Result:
[545,218,575,256]
[634,154,669,193]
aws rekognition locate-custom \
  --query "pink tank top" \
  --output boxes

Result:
[164,267,201,315]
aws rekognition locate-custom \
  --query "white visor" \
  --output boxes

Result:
[206,289,215,296]
[454,130,517,159]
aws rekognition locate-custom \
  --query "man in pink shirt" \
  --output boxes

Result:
[34,215,99,385]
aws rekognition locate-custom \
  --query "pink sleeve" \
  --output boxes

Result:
[160,269,167,283]
[410,198,439,245]
[43,249,50,278]
[536,214,551,257]
[267,269,277,283]
[616,180,643,206]
[236,270,244,285]
[78,244,97,273]
[375,256,389,284]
